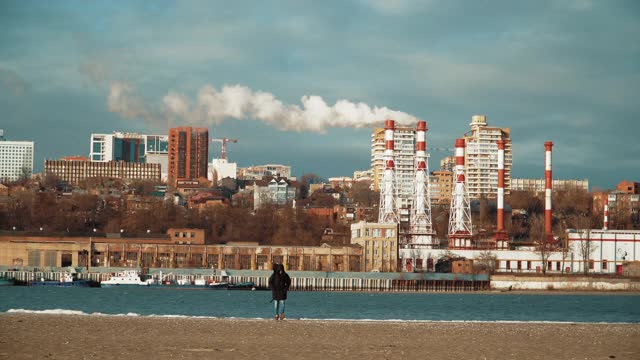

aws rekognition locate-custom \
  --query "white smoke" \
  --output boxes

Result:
[110,82,419,132]
[108,82,156,124]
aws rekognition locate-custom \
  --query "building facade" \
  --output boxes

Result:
[350,221,399,272]
[208,159,237,182]
[168,127,209,187]
[511,178,589,193]
[0,132,34,182]
[430,170,453,206]
[90,132,168,162]
[45,160,161,184]
[238,164,291,180]
[463,115,512,199]
[252,177,298,209]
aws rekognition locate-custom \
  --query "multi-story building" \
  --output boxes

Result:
[238,164,291,180]
[168,127,209,187]
[350,221,399,272]
[616,180,640,194]
[463,115,512,199]
[90,132,169,181]
[208,159,237,182]
[0,130,34,182]
[440,156,455,173]
[45,159,160,185]
[511,178,589,193]
[430,170,453,206]
[371,126,416,209]
[252,177,297,209]
[353,169,373,182]
[90,132,168,162]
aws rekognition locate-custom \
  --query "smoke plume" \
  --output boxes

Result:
[109,82,419,132]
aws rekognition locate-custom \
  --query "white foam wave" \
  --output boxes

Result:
[3,310,635,324]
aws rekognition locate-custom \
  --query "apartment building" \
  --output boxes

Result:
[463,115,512,199]
[0,130,34,182]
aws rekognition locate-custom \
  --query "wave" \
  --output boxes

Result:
[3,309,636,324]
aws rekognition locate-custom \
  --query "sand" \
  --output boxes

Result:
[0,314,638,359]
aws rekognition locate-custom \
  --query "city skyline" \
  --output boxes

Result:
[1,1,638,189]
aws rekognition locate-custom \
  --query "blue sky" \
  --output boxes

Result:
[1,0,638,189]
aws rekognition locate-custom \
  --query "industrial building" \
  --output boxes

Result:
[0,230,362,272]
[0,130,34,182]
[44,159,161,184]
[168,127,209,187]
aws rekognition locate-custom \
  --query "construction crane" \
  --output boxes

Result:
[210,138,238,160]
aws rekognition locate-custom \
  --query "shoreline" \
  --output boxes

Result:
[1,314,639,359]
[3,311,640,325]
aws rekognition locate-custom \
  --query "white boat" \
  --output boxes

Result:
[100,270,155,287]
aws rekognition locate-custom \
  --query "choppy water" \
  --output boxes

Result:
[1,287,638,323]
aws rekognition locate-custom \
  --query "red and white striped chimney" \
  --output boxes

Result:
[496,140,505,233]
[544,141,553,241]
[603,196,609,231]
[378,119,398,223]
[455,138,465,183]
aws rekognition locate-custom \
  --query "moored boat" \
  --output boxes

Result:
[30,272,94,287]
[100,270,155,287]
[0,275,15,286]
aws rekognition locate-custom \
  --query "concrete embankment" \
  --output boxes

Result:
[491,274,640,291]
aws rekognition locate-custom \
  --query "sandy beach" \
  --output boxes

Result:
[0,314,638,359]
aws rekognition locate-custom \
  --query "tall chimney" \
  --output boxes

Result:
[448,138,473,249]
[378,120,398,224]
[544,141,554,242]
[603,195,609,231]
[494,139,508,248]
[410,120,435,247]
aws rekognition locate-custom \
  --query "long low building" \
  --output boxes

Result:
[399,228,640,275]
[0,229,362,272]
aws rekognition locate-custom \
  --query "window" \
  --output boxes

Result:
[506,261,510,270]
[589,260,595,270]
[527,261,532,270]
[556,262,561,271]
[602,260,608,270]
[517,261,522,270]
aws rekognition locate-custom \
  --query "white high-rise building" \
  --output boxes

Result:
[371,126,416,209]
[0,130,34,182]
[463,115,512,199]
[208,159,238,182]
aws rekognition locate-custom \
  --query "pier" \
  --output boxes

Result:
[1,268,489,292]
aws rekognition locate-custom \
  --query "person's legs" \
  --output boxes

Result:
[278,300,286,320]
[273,300,280,319]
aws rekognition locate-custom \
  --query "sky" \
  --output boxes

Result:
[0,0,638,190]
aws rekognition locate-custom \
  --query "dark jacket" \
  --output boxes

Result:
[269,264,291,301]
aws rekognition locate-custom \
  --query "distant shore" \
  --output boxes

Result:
[1,314,638,359]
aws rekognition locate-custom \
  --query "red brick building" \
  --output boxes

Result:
[168,127,209,187]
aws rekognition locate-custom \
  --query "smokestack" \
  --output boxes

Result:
[378,120,398,224]
[410,120,435,247]
[494,139,509,248]
[544,141,554,242]
[448,138,473,249]
[603,195,609,231]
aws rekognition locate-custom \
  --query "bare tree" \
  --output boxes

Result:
[575,216,597,275]
[475,251,498,274]
[529,213,552,274]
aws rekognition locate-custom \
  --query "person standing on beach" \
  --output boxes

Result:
[268,263,291,320]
